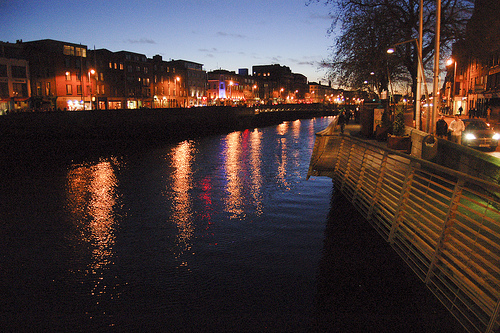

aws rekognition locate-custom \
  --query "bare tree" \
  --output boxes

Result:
[309,0,473,98]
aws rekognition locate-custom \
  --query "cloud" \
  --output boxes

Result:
[125,38,156,44]
[216,31,248,39]
[199,47,219,53]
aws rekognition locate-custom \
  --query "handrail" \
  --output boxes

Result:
[314,132,500,194]
[308,131,500,333]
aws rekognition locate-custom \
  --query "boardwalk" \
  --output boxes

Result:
[308,119,500,333]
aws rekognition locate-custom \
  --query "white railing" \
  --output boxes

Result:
[308,131,500,333]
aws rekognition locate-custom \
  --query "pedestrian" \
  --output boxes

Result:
[338,111,346,134]
[436,115,448,139]
[449,114,465,144]
[458,106,463,115]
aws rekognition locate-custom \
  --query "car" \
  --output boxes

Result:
[461,119,500,151]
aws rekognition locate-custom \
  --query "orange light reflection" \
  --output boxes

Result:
[65,158,120,299]
[170,141,195,266]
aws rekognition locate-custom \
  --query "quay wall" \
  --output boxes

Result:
[0,105,336,143]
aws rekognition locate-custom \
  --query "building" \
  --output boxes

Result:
[252,64,294,103]
[207,69,258,106]
[22,39,88,111]
[0,41,31,113]
[307,82,338,104]
[252,64,308,104]
[445,0,500,120]
[166,60,206,107]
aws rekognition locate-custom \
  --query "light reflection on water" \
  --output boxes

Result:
[2,117,341,331]
[65,158,121,302]
[169,140,195,265]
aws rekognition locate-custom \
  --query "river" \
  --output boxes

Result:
[0,117,464,332]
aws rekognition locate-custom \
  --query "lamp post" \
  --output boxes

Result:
[229,81,233,104]
[387,38,430,132]
[175,76,180,107]
[88,69,95,110]
[446,58,457,115]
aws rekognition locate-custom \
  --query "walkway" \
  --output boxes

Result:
[308,119,500,333]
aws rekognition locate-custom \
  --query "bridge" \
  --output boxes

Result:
[307,117,500,333]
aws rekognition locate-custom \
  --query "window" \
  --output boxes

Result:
[0,82,8,97]
[75,47,86,57]
[46,82,51,95]
[36,82,42,96]
[11,65,27,78]
[65,72,71,81]
[77,85,82,95]
[77,73,81,81]
[109,62,113,69]
[63,45,75,56]
[12,82,28,97]
[0,64,7,77]
[100,73,104,81]
[120,63,123,70]
[66,84,72,95]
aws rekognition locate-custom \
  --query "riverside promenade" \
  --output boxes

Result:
[308,118,500,333]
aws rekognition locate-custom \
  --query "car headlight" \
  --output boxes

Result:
[492,133,500,141]
[464,133,476,140]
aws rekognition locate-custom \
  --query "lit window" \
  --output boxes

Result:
[65,72,71,81]
[63,45,75,56]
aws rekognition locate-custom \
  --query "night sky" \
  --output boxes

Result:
[2,0,335,82]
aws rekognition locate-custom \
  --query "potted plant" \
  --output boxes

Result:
[387,103,411,152]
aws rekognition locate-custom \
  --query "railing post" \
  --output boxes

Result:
[352,146,368,203]
[340,140,355,192]
[425,178,464,284]
[486,297,500,333]
[388,160,416,243]
[367,151,390,221]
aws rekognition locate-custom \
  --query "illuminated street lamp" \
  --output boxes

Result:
[446,58,457,115]
[175,76,180,107]
[229,81,233,103]
[88,69,95,110]
[387,39,430,131]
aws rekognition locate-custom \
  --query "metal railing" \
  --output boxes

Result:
[307,129,500,333]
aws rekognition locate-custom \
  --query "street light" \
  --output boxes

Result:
[446,58,457,115]
[229,81,233,103]
[175,76,180,107]
[88,69,95,110]
[387,39,430,131]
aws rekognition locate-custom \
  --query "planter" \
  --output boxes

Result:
[375,125,390,141]
[387,135,411,153]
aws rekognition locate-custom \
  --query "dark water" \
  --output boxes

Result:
[1,117,464,332]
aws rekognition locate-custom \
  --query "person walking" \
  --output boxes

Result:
[449,114,465,144]
[436,115,448,139]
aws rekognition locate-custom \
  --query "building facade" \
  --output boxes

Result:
[445,0,500,121]
[23,39,88,111]
[166,60,205,107]
[207,69,258,106]
[0,41,31,113]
